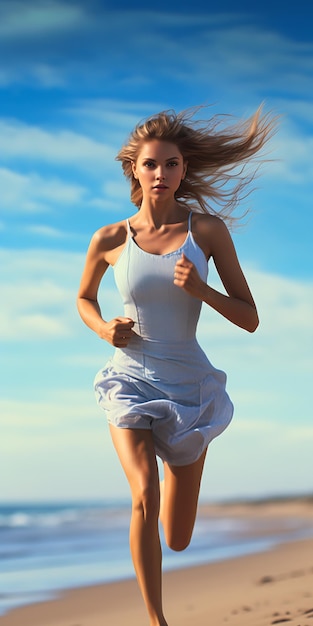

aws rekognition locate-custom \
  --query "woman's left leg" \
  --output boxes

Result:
[159,448,207,551]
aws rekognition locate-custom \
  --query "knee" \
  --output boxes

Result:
[165,532,191,552]
[132,483,160,520]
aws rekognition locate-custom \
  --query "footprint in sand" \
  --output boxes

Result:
[225,599,313,624]
[270,607,313,624]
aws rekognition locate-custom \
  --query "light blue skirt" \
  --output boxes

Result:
[94,338,233,466]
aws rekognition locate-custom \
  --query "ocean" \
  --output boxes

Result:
[1,500,313,617]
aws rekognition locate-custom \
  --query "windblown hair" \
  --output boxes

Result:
[116,104,277,225]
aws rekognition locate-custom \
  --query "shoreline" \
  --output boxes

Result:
[1,498,313,626]
[1,537,313,626]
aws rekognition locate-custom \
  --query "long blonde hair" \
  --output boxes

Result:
[116,105,277,224]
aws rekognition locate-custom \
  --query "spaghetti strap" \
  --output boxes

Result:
[188,211,193,232]
[126,219,132,237]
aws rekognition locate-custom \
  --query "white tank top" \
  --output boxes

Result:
[113,211,208,344]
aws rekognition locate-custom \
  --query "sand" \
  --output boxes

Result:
[1,498,313,626]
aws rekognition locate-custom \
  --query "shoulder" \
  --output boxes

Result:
[90,219,129,253]
[192,212,229,234]
[191,213,231,258]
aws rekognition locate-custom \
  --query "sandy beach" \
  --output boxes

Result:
[1,498,313,626]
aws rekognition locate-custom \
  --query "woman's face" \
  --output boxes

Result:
[132,140,187,201]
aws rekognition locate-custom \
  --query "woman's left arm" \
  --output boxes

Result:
[174,218,259,333]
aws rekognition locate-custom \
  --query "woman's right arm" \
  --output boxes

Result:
[77,229,134,347]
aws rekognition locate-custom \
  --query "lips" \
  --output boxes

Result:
[153,184,168,189]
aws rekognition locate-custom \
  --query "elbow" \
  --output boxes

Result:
[247,310,259,333]
[76,294,88,317]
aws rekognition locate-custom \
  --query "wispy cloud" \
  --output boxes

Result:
[30,63,67,87]
[26,225,67,238]
[0,5,311,102]
[0,167,88,213]
[0,249,84,340]
[0,285,73,340]
[0,1,86,38]
[199,267,313,352]
[0,391,97,429]
[267,123,313,184]
[0,120,115,169]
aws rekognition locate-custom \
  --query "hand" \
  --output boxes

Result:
[100,317,135,347]
[174,253,205,299]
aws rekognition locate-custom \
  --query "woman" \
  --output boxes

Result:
[77,105,275,626]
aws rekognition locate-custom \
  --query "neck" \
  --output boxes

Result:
[138,199,185,227]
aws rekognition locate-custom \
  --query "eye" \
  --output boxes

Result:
[167,161,179,167]
[143,160,155,168]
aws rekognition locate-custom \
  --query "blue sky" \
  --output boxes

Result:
[1,0,312,503]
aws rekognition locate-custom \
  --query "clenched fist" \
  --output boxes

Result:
[100,317,135,347]
[173,253,205,299]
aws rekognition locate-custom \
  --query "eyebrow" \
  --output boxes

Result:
[142,156,180,162]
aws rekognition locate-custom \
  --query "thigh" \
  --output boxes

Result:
[161,448,207,550]
[109,426,160,500]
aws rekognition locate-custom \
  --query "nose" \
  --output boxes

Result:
[156,166,166,180]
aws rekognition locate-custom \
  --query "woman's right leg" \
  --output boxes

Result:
[109,425,168,626]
